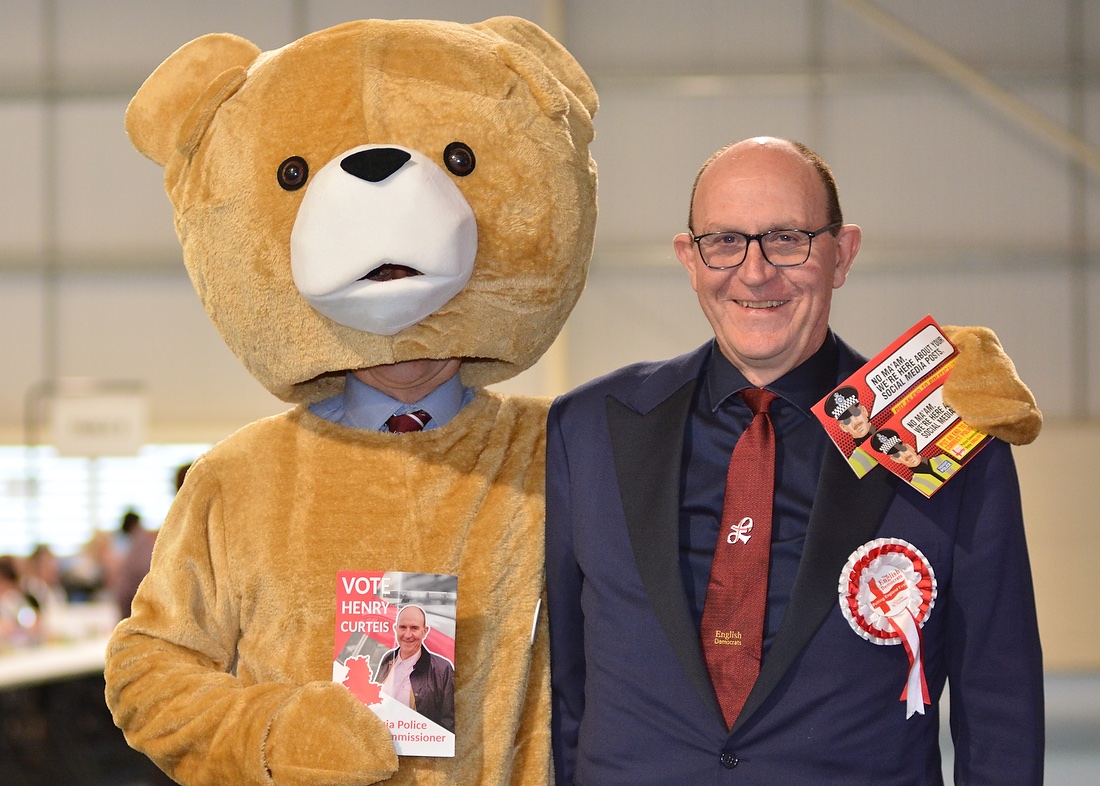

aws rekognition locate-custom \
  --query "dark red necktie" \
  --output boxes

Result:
[700,388,778,728]
[385,410,432,433]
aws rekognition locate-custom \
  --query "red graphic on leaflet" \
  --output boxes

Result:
[334,574,454,670]
[344,659,383,705]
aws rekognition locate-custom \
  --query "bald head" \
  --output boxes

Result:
[395,604,429,659]
[397,605,427,626]
[687,137,842,235]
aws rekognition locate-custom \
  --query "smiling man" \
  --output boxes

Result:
[374,605,455,733]
[673,137,861,387]
[545,137,1043,785]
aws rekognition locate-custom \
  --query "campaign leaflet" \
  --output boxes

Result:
[859,358,991,498]
[333,570,457,757]
[813,315,959,478]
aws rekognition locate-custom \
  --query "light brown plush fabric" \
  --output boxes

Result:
[942,325,1043,445]
[124,18,597,403]
[107,16,595,785]
[106,393,553,785]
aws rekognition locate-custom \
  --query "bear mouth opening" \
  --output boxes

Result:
[360,264,423,282]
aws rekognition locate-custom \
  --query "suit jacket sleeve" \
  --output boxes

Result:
[545,400,586,785]
[946,441,1044,784]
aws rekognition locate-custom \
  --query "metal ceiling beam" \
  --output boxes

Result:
[833,0,1100,180]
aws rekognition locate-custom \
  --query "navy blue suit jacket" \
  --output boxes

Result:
[545,336,1044,785]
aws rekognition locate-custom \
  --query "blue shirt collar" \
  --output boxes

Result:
[309,370,474,431]
[705,330,840,418]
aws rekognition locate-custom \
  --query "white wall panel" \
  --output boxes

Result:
[53,0,300,87]
[51,272,286,442]
[1087,267,1100,415]
[0,275,46,442]
[825,78,1071,253]
[832,267,1074,417]
[566,0,812,74]
[55,99,178,262]
[592,89,814,248]
[564,266,714,385]
[0,0,43,87]
[1087,88,1100,250]
[309,0,546,30]
[829,0,1071,70]
[2,271,285,444]
[0,103,45,262]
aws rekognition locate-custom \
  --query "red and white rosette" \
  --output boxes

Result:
[838,538,938,719]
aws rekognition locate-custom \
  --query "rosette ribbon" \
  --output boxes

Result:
[839,538,938,719]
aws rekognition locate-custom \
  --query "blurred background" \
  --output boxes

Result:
[0,0,1096,783]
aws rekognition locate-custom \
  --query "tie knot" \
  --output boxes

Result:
[741,388,777,416]
[385,409,432,433]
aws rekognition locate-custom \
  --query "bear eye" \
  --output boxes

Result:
[443,142,475,177]
[277,156,309,191]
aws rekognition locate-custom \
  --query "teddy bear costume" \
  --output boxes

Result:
[105,18,596,786]
[104,15,1041,786]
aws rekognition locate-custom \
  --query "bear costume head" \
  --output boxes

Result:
[125,16,597,402]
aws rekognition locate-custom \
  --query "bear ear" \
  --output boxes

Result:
[478,16,597,127]
[126,33,261,166]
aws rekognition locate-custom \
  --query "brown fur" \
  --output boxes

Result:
[942,325,1042,445]
[108,395,553,784]
[105,17,595,785]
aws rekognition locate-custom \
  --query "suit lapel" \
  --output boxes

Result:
[606,360,725,723]
[730,448,896,734]
[602,336,896,735]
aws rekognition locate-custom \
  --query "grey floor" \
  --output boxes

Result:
[941,673,1100,784]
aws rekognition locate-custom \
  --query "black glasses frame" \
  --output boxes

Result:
[692,221,842,269]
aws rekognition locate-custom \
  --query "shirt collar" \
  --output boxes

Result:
[705,330,840,417]
[341,371,471,431]
[395,647,422,667]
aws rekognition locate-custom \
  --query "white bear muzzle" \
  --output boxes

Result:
[290,144,477,336]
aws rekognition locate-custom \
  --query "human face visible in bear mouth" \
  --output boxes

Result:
[361,264,422,282]
[353,358,462,404]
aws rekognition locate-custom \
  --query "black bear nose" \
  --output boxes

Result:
[340,148,412,183]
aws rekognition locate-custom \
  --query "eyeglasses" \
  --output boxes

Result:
[691,221,842,269]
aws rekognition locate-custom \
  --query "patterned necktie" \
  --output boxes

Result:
[385,409,432,433]
[700,388,778,728]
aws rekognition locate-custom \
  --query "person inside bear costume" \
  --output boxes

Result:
[106,17,596,786]
[105,15,1040,786]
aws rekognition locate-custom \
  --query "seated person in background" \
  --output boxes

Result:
[0,555,41,646]
[116,510,158,619]
[22,544,67,613]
